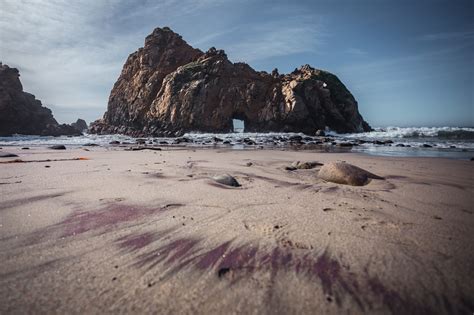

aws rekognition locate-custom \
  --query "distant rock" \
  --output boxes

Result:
[337,142,354,147]
[212,174,240,187]
[71,119,88,132]
[49,145,66,150]
[318,162,383,186]
[0,63,86,136]
[89,27,371,137]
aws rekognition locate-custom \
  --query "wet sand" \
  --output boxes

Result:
[0,146,473,314]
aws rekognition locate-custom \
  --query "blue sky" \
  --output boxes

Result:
[1,0,472,127]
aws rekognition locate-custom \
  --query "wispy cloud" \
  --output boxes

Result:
[224,15,324,62]
[346,48,368,56]
[419,30,474,41]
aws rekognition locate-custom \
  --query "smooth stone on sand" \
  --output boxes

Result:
[212,174,240,187]
[49,145,66,150]
[318,162,383,186]
[0,152,19,158]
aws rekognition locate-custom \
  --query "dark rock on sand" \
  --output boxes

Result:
[49,145,66,150]
[126,147,162,151]
[244,138,256,145]
[337,142,353,147]
[212,174,240,187]
[89,27,371,137]
[0,152,19,158]
[318,162,383,186]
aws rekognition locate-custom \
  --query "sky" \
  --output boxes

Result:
[1,0,473,127]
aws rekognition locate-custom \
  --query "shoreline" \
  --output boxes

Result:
[1,147,473,313]
[1,141,473,161]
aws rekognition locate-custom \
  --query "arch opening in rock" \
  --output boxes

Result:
[232,118,245,133]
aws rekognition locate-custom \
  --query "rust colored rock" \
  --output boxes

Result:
[90,27,371,137]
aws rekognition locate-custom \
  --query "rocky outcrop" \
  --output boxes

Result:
[71,119,88,132]
[0,63,85,136]
[90,27,371,137]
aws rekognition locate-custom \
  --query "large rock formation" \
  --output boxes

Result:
[90,27,371,136]
[0,63,85,136]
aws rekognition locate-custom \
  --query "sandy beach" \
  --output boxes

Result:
[0,146,473,314]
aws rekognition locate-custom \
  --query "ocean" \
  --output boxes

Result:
[1,126,473,160]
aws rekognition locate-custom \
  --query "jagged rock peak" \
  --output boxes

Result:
[0,64,87,136]
[90,27,371,137]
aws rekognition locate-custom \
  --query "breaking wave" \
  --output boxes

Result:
[335,126,474,139]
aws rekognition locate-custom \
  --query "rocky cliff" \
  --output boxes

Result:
[90,27,371,136]
[0,63,85,136]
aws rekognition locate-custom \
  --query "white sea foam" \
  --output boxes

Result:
[329,126,474,139]
[1,127,473,158]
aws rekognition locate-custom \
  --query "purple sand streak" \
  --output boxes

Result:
[59,203,179,237]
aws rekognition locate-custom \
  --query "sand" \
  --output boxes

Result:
[0,146,473,314]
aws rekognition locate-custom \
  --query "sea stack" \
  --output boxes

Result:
[90,27,371,137]
[0,63,86,136]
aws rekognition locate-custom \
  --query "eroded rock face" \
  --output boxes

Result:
[90,27,371,137]
[318,162,383,186]
[0,63,85,136]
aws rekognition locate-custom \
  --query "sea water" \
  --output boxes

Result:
[0,126,473,159]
